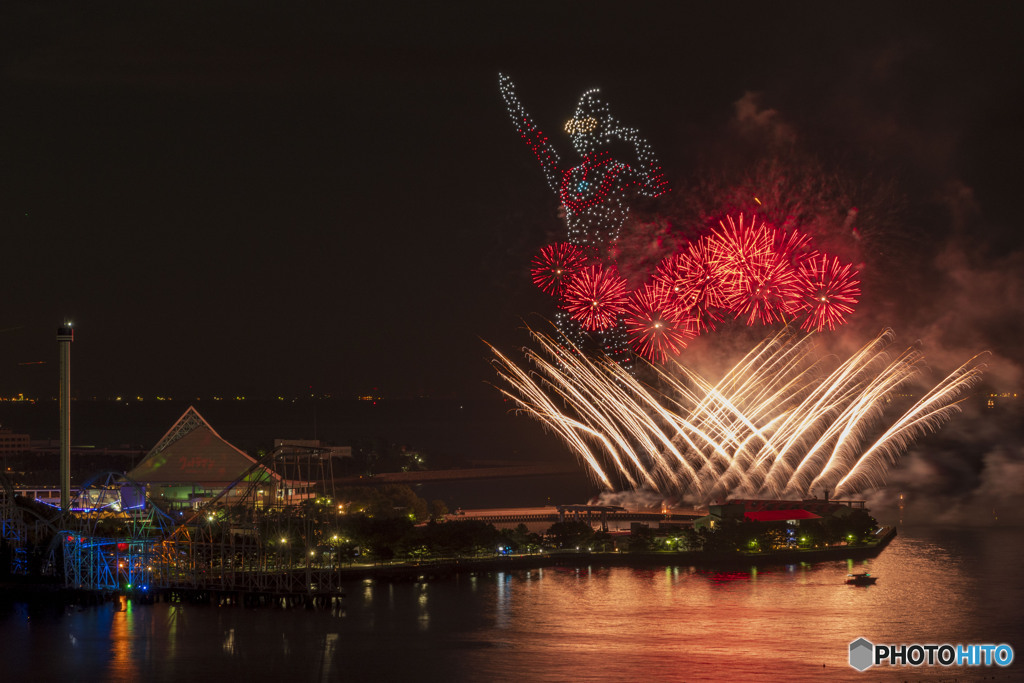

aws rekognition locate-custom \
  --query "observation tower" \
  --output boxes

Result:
[57,322,73,510]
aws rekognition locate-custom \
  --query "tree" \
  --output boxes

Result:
[701,519,746,553]
[753,525,789,551]
[682,528,702,552]
[590,530,614,552]
[544,521,595,549]
[336,484,430,521]
[499,523,542,553]
[844,510,879,545]
[414,519,500,557]
[343,514,414,560]
[380,485,428,521]
[429,499,449,520]
[627,526,656,552]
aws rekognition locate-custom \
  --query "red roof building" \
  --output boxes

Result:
[744,509,821,523]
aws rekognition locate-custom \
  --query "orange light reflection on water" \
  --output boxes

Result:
[106,596,140,682]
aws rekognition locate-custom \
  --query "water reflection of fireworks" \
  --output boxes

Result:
[489,325,987,502]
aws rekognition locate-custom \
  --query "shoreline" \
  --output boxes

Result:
[0,527,896,601]
[361,525,897,581]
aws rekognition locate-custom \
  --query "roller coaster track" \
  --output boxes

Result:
[56,446,346,597]
[0,470,62,576]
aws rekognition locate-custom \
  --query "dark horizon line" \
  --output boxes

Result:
[0,394,513,404]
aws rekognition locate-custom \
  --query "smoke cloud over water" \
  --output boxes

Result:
[589,489,670,511]
[906,243,1024,389]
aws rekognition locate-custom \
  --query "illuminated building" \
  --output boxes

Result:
[128,407,312,509]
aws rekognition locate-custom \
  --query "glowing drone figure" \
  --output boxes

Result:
[501,75,670,360]
[499,74,670,251]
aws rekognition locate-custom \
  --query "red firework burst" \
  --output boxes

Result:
[561,265,629,331]
[706,214,802,325]
[706,214,775,276]
[725,254,803,325]
[797,254,860,331]
[653,238,727,332]
[624,283,696,363]
[530,242,589,296]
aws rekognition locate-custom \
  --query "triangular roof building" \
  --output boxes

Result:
[129,406,280,496]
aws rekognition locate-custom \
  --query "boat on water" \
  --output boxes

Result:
[846,572,878,586]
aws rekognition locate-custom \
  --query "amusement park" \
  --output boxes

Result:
[0,326,896,605]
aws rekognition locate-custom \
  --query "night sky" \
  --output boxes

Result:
[2,2,1023,401]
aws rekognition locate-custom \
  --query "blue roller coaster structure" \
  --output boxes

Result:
[2,447,348,600]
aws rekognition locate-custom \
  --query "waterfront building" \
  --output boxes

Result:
[128,407,311,510]
[692,498,862,530]
[0,430,30,455]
